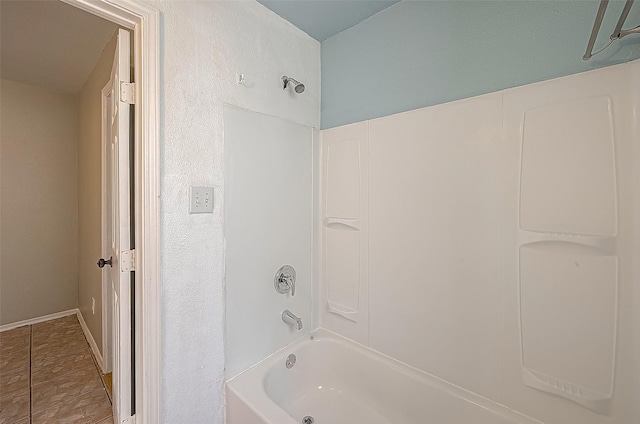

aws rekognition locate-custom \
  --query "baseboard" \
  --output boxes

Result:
[77,310,106,373]
[0,309,78,332]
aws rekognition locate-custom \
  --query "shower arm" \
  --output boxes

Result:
[584,0,640,60]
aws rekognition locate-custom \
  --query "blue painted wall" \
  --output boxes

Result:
[321,0,640,129]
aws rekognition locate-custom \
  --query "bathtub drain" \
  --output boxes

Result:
[302,416,314,424]
[286,354,296,369]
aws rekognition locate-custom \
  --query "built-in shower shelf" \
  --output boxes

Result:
[326,218,360,231]
[327,301,359,322]
[523,368,612,414]
[517,230,616,254]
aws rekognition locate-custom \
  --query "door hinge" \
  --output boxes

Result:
[120,82,135,104]
[121,249,136,272]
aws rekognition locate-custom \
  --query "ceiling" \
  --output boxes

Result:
[1,0,118,94]
[258,0,401,41]
[0,0,400,94]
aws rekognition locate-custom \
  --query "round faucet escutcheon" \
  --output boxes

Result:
[274,265,296,296]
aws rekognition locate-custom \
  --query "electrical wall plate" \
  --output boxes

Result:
[189,186,214,213]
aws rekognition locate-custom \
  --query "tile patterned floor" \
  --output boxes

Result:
[0,315,113,424]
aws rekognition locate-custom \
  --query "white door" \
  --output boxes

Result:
[104,28,134,423]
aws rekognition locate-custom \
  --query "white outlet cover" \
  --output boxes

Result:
[190,186,214,213]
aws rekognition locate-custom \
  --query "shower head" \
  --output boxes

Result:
[282,76,305,94]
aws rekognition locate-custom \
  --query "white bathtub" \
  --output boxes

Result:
[226,329,542,424]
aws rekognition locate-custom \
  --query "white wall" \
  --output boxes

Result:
[0,79,79,325]
[152,1,320,421]
[319,62,638,424]
[224,106,313,379]
[77,32,117,355]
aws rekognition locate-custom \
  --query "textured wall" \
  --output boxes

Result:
[321,0,640,129]
[0,80,78,325]
[153,0,320,422]
[77,32,117,355]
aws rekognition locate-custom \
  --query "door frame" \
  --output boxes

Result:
[61,1,161,422]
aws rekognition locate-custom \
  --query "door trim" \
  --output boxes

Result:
[61,1,161,422]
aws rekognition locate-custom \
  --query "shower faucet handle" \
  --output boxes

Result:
[274,265,296,296]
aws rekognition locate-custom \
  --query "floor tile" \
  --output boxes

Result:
[0,326,30,341]
[32,388,112,424]
[2,316,111,422]
[0,348,29,374]
[0,389,29,423]
[32,351,95,386]
[32,366,103,413]
[32,330,86,350]
[32,326,84,347]
[31,330,87,353]
[0,327,30,354]
[31,337,90,363]
[31,316,79,335]
[0,367,30,395]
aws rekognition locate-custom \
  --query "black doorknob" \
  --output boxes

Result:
[97,257,113,268]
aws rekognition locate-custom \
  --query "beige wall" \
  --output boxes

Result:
[0,79,79,325]
[77,33,117,354]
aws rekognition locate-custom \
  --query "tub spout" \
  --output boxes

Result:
[282,310,303,330]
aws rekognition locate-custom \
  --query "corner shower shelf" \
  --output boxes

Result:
[327,301,359,322]
[522,368,612,414]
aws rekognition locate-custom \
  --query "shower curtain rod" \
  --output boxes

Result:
[584,0,640,60]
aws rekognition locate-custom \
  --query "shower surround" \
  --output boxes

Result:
[316,60,638,424]
[225,59,639,424]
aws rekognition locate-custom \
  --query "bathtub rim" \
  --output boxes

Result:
[225,327,544,424]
